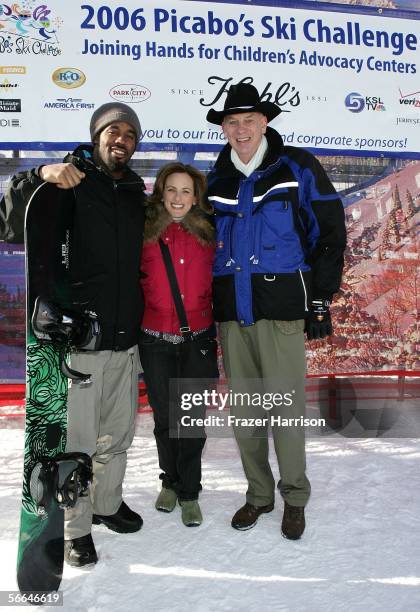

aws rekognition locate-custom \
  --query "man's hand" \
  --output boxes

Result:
[39,163,85,189]
[305,299,332,340]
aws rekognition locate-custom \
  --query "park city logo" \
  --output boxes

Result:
[109,84,151,104]
[398,88,420,108]
[0,2,62,55]
[345,92,386,113]
[52,68,86,89]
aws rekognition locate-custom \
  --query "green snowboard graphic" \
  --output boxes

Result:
[18,182,93,594]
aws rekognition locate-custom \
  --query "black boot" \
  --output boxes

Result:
[64,534,98,567]
[92,501,143,533]
[281,501,305,540]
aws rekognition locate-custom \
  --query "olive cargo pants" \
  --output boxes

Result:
[220,320,311,508]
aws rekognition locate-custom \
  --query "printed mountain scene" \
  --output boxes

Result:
[314,0,420,12]
[0,159,419,380]
[313,1,420,13]
[314,1,399,9]
[0,283,25,347]
[306,158,419,374]
[0,243,25,381]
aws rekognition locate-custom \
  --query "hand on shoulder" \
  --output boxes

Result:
[39,163,85,189]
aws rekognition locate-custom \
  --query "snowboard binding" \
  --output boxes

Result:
[29,452,93,515]
[31,296,102,381]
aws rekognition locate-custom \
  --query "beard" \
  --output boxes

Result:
[103,155,126,173]
[93,146,129,176]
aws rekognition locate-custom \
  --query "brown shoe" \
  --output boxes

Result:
[281,501,305,540]
[231,502,274,531]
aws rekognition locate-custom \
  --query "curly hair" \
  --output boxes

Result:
[146,162,212,213]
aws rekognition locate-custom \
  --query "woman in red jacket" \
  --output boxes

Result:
[139,162,218,527]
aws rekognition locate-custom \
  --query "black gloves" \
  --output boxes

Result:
[305,299,332,340]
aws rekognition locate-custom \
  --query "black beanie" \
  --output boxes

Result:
[90,102,141,143]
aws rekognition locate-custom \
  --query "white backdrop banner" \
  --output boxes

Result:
[0,0,419,155]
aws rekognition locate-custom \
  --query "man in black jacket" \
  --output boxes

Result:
[0,103,146,567]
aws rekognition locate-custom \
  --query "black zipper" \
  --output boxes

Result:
[113,181,121,348]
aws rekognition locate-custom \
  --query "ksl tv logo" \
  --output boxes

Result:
[345,92,386,112]
[52,68,86,89]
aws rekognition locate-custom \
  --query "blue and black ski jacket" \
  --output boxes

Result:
[207,127,346,326]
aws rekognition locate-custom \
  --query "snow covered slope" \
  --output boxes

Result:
[0,414,419,611]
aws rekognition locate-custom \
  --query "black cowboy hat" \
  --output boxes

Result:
[206,82,281,125]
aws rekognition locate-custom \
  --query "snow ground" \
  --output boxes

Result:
[1,413,420,612]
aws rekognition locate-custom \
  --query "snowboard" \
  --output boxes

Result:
[17,181,92,595]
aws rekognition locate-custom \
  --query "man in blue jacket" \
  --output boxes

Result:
[206,82,346,538]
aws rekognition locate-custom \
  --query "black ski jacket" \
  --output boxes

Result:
[0,145,146,350]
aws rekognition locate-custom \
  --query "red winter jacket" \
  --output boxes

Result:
[140,222,214,334]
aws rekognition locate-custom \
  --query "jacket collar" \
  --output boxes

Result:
[144,202,215,245]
